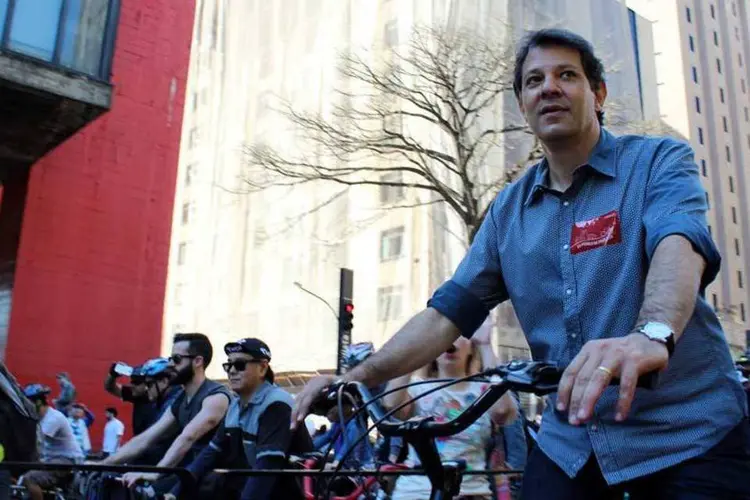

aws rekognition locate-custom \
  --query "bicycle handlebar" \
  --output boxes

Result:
[323,360,657,440]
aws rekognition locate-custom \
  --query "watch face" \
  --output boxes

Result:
[643,322,673,340]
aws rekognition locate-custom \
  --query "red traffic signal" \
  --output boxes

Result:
[344,303,354,314]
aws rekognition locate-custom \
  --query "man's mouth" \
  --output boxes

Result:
[539,104,569,116]
[446,345,457,354]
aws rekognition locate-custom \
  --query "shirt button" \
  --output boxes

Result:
[563,244,569,250]
[566,288,573,295]
[563,201,570,207]
[591,423,598,431]
[570,333,577,338]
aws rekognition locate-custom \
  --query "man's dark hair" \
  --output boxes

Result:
[513,28,606,124]
[105,407,118,417]
[173,332,214,368]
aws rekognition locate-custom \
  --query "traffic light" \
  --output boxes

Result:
[341,301,354,331]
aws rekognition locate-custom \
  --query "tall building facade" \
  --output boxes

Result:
[1,0,195,441]
[165,0,658,378]
[628,0,750,351]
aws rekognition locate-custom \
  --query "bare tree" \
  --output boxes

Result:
[244,25,541,244]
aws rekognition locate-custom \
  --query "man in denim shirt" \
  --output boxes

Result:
[294,29,750,499]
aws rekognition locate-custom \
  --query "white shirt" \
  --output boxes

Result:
[40,408,83,462]
[102,417,125,453]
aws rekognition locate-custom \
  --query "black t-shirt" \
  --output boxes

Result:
[121,386,158,436]
[170,379,232,463]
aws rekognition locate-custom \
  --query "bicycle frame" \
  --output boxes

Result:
[326,360,655,500]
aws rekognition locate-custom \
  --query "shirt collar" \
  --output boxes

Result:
[525,128,617,206]
[240,381,272,409]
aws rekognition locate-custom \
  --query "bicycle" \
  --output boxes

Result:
[311,360,656,500]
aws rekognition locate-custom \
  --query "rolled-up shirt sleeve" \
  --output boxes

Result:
[643,139,721,290]
[428,197,509,338]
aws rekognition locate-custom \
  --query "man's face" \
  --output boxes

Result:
[105,411,114,421]
[71,407,84,419]
[224,353,266,393]
[517,45,606,143]
[170,341,197,385]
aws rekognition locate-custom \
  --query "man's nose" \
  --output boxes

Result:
[540,75,563,95]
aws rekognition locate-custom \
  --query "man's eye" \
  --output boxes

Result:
[526,75,542,86]
[561,70,576,79]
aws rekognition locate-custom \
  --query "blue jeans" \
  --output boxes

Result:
[521,419,750,499]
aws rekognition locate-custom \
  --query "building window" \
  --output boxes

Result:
[729,176,735,192]
[380,172,405,204]
[380,227,404,261]
[181,203,191,225]
[695,96,701,113]
[706,192,710,207]
[686,6,691,23]
[739,270,744,289]
[185,164,194,186]
[689,35,695,52]
[720,88,725,103]
[698,127,704,144]
[736,27,741,41]
[191,92,198,112]
[742,79,747,94]
[701,159,707,177]
[732,206,738,223]
[735,238,741,256]
[692,66,698,83]
[714,30,719,46]
[177,243,187,265]
[377,285,403,321]
[733,2,737,16]
[741,303,747,322]
[740,53,744,67]
[188,127,199,149]
[746,107,749,122]
[710,4,715,18]
[712,293,718,309]
[708,224,713,236]
[723,116,729,132]
[717,58,722,74]
[727,145,732,162]
[384,20,398,48]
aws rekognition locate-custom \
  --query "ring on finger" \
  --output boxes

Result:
[596,365,613,377]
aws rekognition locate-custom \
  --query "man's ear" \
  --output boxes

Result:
[594,81,608,115]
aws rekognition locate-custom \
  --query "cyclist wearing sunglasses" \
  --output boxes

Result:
[100,333,232,492]
[294,28,750,499]
[168,337,312,500]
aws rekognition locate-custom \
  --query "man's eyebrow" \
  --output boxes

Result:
[524,63,580,75]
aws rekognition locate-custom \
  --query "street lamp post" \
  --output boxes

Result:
[293,281,339,320]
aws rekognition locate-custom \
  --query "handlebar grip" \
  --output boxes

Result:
[609,370,659,390]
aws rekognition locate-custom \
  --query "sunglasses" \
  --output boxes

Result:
[222,359,264,373]
[169,354,197,364]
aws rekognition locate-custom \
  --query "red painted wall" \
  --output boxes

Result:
[5,0,195,444]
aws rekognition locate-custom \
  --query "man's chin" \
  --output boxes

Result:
[535,124,578,142]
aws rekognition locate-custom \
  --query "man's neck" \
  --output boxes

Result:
[543,122,601,192]
[184,372,207,398]
[39,405,49,418]
[238,382,263,406]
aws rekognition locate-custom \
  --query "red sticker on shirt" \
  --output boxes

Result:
[570,210,622,254]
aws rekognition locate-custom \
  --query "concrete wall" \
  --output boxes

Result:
[3,0,195,443]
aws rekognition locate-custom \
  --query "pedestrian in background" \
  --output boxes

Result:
[101,407,125,457]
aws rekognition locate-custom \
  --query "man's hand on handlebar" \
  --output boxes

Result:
[291,375,337,429]
[556,333,668,425]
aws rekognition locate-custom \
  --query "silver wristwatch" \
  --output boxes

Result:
[637,321,675,357]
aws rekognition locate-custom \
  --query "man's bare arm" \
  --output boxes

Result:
[155,393,229,468]
[100,410,176,465]
[344,308,461,387]
[635,234,706,340]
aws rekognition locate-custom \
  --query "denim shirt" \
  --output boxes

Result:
[428,129,747,484]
